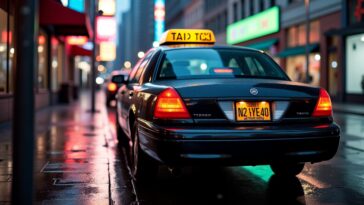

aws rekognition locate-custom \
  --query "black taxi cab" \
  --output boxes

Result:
[112,29,340,182]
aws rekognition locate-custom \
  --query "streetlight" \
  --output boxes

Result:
[137,51,145,58]
[305,0,310,83]
[124,61,131,69]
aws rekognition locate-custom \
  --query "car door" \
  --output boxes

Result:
[119,51,155,137]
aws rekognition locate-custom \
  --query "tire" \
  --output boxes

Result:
[130,122,158,184]
[106,97,111,107]
[115,111,128,147]
[270,163,305,176]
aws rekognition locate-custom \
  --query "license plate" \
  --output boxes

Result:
[235,101,271,121]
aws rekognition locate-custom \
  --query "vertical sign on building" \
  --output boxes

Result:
[97,0,117,61]
[154,0,165,43]
[99,0,116,16]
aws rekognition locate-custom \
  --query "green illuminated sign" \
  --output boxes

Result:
[227,6,280,45]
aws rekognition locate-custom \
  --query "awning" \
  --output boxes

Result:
[245,39,278,50]
[39,0,92,37]
[325,23,364,36]
[277,44,319,58]
[68,45,92,57]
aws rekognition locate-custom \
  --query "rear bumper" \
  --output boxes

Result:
[137,120,340,166]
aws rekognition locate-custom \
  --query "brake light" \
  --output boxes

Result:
[312,89,332,117]
[108,83,117,92]
[214,68,233,73]
[154,88,191,119]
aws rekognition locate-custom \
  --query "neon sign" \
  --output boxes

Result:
[154,0,165,42]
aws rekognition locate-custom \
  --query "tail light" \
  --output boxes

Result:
[154,87,191,119]
[312,89,332,117]
[108,83,117,92]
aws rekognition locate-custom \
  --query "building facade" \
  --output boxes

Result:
[145,0,364,103]
[165,0,228,44]
[204,0,228,44]
[332,0,364,103]
[226,0,347,102]
[119,0,155,67]
[183,0,204,29]
[0,0,92,123]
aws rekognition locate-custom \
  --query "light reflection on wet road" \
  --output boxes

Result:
[0,93,363,204]
[107,109,364,205]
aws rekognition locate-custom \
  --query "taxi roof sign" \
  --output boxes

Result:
[159,29,216,45]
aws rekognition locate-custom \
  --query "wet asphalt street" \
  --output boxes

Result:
[0,92,363,204]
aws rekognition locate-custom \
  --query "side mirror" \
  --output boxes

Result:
[111,74,127,84]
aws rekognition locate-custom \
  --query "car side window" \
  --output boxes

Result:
[139,50,161,84]
[128,51,154,84]
[128,59,143,82]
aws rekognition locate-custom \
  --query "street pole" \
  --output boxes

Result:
[305,0,310,83]
[12,0,38,204]
[91,0,97,113]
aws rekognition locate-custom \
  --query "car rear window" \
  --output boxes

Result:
[156,48,289,80]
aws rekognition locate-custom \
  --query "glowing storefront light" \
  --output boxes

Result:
[314,54,321,61]
[0,45,5,52]
[66,36,88,45]
[78,61,90,71]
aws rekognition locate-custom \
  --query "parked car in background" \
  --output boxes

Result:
[105,70,130,107]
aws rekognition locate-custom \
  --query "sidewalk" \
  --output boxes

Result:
[333,103,364,116]
[0,91,133,205]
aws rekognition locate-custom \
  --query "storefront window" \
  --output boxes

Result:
[310,21,320,43]
[287,27,297,47]
[287,20,320,47]
[51,37,63,92]
[346,33,364,94]
[298,24,306,45]
[286,53,321,86]
[328,36,339,97]
[38,31,48,90]
[0,8,7,93]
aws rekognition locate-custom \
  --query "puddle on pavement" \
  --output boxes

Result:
[53,178,85,186]
[41,162,90,173]
[83,133,97,137]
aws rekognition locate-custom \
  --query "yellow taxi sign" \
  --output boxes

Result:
[159,29,216,45]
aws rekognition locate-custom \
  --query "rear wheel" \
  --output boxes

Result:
[270,163,305,176]
[130,122,158,184]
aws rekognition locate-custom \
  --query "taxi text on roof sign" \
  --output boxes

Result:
[159,29,216,45]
